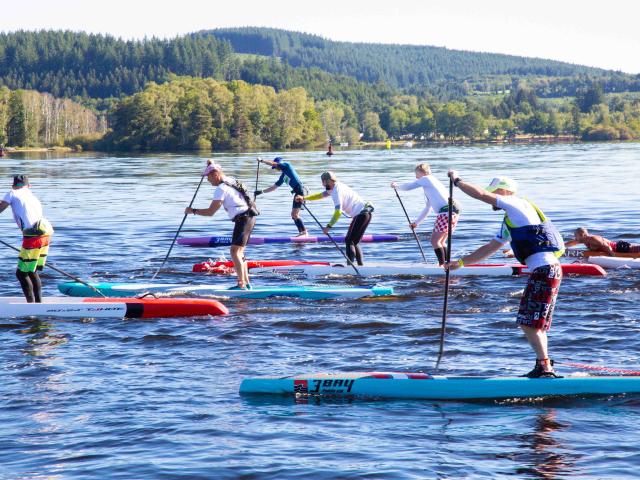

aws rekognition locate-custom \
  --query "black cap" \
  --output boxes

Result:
[13,175,28,187]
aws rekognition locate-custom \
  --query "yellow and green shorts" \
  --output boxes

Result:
[19,219,54,273]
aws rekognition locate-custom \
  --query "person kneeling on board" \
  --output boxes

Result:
[444,173,565,378]
[295,171,374,266]
[254,156,308,236]
[565,227,640,256]
[391,162,461,265]
[0,175,54,303]
[185,161,259,290]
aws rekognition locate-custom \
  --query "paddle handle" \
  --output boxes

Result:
[0,238,107,298]
[393,188,428,263]
[301,203,361,276]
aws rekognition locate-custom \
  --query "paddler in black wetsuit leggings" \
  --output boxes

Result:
[254,157,308,236]
[295,171,374,265]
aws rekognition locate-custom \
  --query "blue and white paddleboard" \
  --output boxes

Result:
[240,371,640,400]
[58,282,394,300]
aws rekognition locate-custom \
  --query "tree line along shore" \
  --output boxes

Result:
[1,30,639,152]
[1,77,637,153]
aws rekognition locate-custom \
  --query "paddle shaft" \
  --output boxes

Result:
[0,238,107,298]
[253,159,261,201]
[301,203,361,276]
[152,174,206,279]
[435,177,454,370]
[393,188,428,263]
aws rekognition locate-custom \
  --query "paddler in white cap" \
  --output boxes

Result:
[185,160,259,290]
[445,172,565,378]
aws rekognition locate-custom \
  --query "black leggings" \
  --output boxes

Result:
[345,211,372,265]
[16,269,42,303]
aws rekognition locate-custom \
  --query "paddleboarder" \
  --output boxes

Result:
[0,175,54,303]
[254,157,308,236]
[565,227,640,256]
[295,171,374,266]
[185,161,258,290]
[391,163,461,265]
[444,173,565,378]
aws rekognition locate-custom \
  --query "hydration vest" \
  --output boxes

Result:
[504,200,565,265]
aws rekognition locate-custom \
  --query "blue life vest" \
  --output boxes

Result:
[504,201,565,265]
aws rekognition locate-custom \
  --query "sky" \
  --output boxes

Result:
[4,0,640,73]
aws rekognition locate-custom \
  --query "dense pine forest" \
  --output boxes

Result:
[209,27,640,97]
[1,29,639,150]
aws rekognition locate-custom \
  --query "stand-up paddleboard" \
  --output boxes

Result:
[0,296,228,318]
[565,248,640,259]
[193,259,329,273]
[239,371,640,400]
[178,233,407,247]
[588,256,640,269]
[58,282,394,300]
[250,262,606,278]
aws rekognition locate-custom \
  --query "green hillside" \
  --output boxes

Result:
[208,27,640,97]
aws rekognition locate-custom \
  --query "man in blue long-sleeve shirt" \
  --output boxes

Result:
[255,157,307,236]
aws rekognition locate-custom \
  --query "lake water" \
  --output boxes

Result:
[1,143,639,479]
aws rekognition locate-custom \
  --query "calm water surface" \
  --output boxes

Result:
[1,143,640,479]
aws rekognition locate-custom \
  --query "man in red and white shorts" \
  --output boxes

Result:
[445,173,565,378]
[391,163,460,265]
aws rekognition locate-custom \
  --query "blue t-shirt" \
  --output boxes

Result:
[274,162,303,192]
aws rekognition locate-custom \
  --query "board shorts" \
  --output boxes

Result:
[516,264,562,331]
[292,186,305,209]
[231,213,256,247]
[433,202,459,234]
[611,240,640,254]
[19,218,54,273]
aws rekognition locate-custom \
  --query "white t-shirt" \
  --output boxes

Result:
[397,175,448,225]
[2,187,43,230]
[331,181,365,217]
[494,195,559,270]
[213,177,249,220]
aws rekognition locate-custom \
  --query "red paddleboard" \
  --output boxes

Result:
[193,259,329,274]
[83,297,229,318]
[479,263,606,277]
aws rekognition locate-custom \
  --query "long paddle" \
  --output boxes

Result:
[152,173,206,279]
[253,158,261,201]
[435,176,454,370]
[0,238,107,298]
[301,203,361,276]
[393,187,428,263]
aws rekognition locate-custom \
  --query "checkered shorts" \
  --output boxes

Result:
[434,212,459,233]
[516,264,562,331]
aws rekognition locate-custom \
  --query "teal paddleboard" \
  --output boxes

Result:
[240,371,640,400]
[58,282,394,300]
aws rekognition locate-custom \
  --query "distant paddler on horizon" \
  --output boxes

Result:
[295,171,374,266]
[391,163,461,265]
[254,156,308,237]
[185,161,259,290]
[0,175,54,303]
[445,173,565,378]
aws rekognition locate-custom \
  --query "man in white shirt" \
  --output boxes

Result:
[185,161,257,290]
[391,163,460,265]
[0,175,54,302]
[295,171,374,265]
[445,173,564,378]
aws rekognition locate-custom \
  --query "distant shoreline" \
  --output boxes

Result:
[3,135,633,156]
